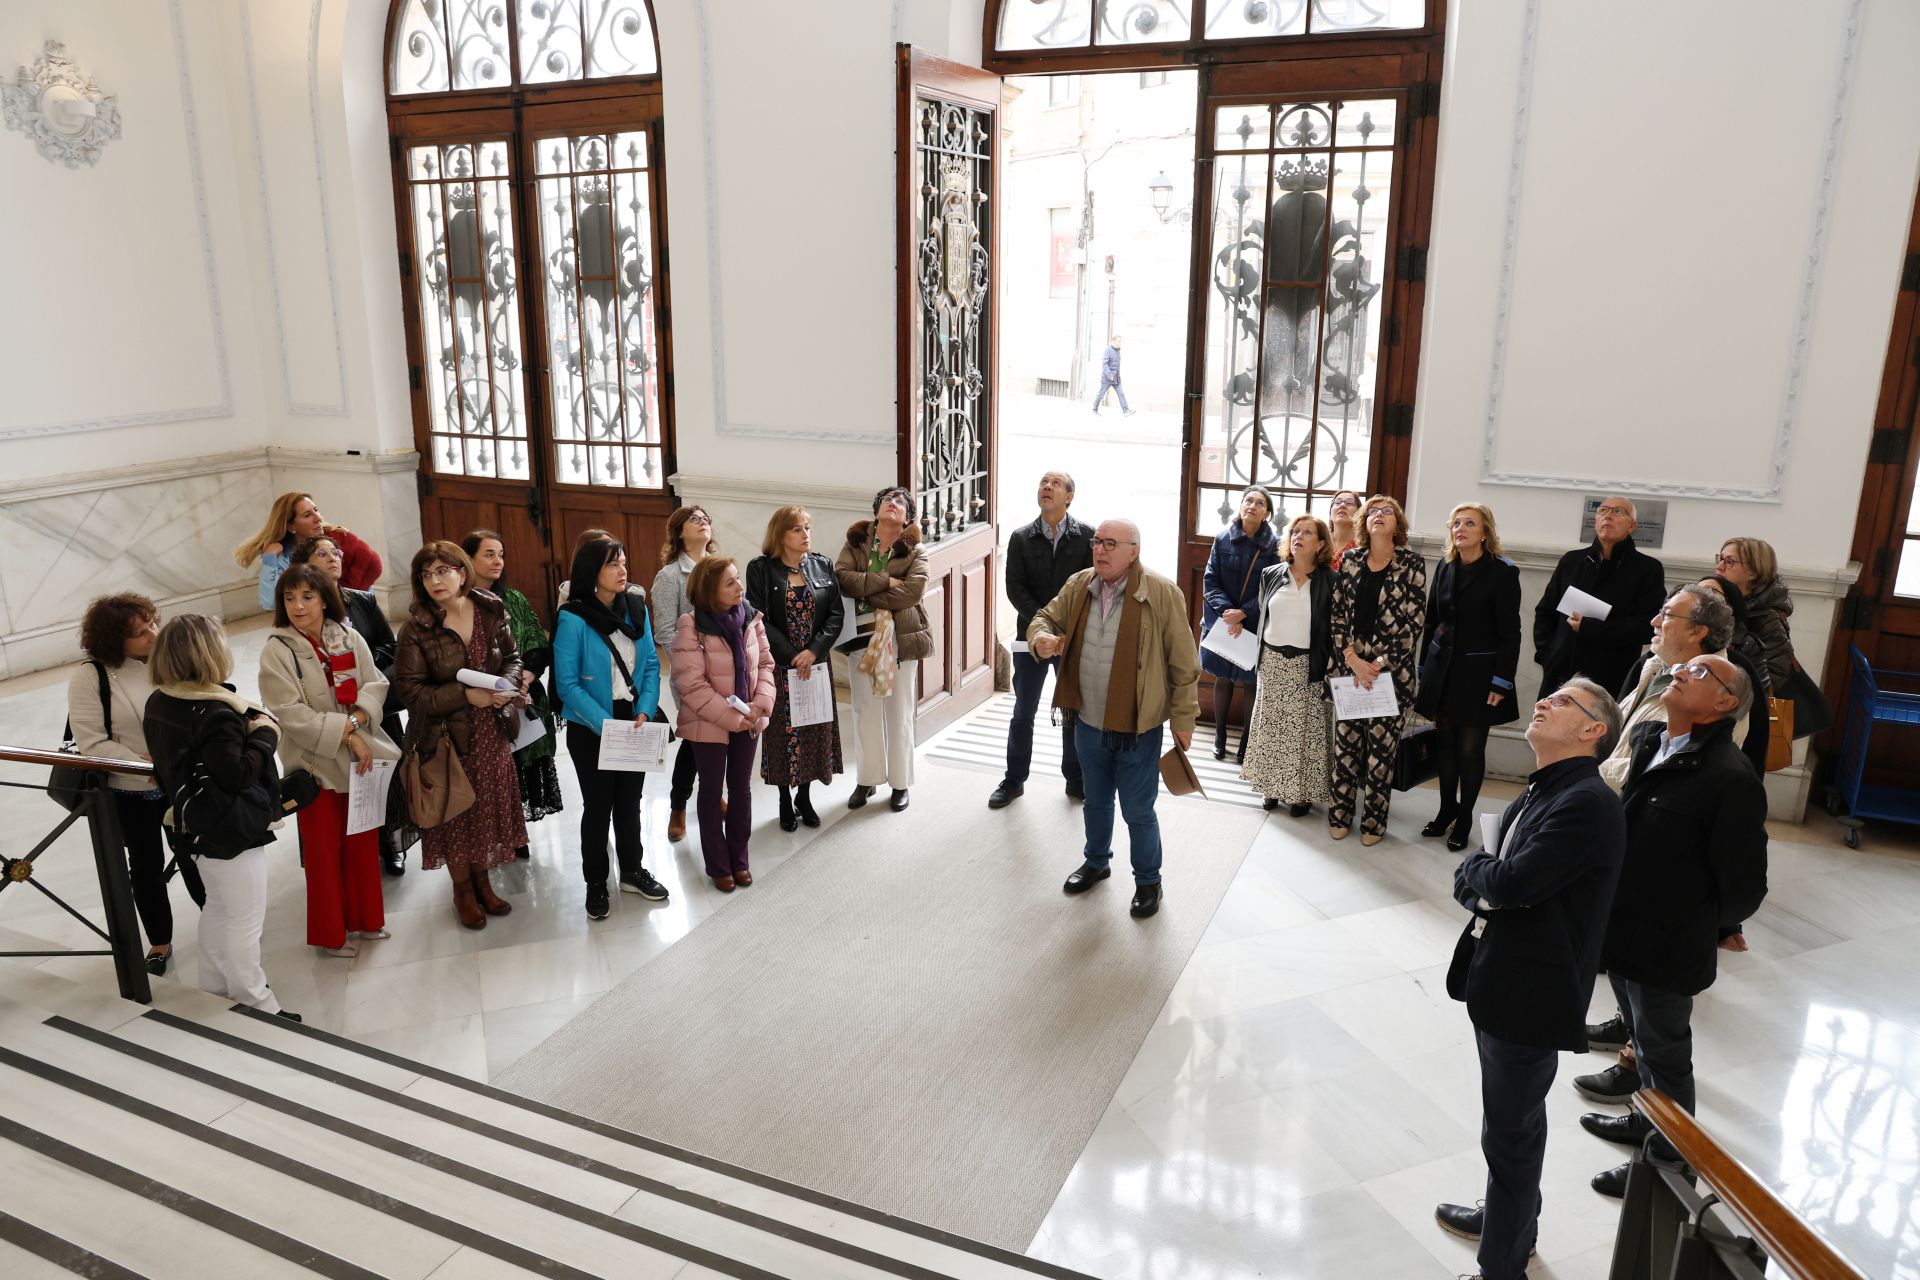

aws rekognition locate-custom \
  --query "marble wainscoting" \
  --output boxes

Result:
[0,452,274,682]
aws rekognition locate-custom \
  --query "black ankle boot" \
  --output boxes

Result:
[794,785,820,828]
[778,786,799,833]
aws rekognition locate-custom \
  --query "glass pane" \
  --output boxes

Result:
[1095,0,1188,44]
[1334,97,1396,149]
[1195,488,1240,535]
[1310,0,1424,32]
[519,0,585,83]
[1205,0,1307,39]
[535,131,666,490]
[585,0,659,76]
[1314,142,1393,499]
[999,0,1094,49]
[1908,495,1920,536]
[390,0,451,93]
[1273,101,1332,151]
[1258,149,1331,494]
[1198,147,1270,497]
[1213,104,1272,152]
[407,141,531,480]
[1895,541,1920,600]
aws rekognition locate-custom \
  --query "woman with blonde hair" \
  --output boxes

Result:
[650,507,717,840]
[142,614,296,1019]
[1328,494,1427,845]
[1414,502,1521,850]
[745,506,846,830]
[236,492,382,612]
[1713,536,1795,686]
[1241,514,1336,815]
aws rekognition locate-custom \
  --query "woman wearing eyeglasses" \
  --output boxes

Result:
[1712,538,1795,688]
[1328,495,1427,845]
[651,507,718,842]
[393,542,527,930]
[1199,486,1282,762]
[1327,490,1364,562]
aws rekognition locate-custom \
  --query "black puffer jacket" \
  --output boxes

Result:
[143,688,281,856]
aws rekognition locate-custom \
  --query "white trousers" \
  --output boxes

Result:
[196,847,279,1013]
[849,658,919,789]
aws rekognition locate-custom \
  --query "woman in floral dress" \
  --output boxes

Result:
[463,530,564,857]
[745,507,845,831]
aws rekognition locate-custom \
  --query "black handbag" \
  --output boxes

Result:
[279,768,322,815]
[49,662,111,813]
[1393,720,1439,792]
[1782,661,1833,740]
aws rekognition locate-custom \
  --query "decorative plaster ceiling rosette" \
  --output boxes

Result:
[3,40,121,168]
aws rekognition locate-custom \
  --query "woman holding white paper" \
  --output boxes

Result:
[672,557,777,891]
[259,564,399,957]
[1241,515,1336,816]
[1199,486,1282,763]
[554,537,665,922]
[393,541,527,931]
[746,507,845,832]
[1327,495,1427,846]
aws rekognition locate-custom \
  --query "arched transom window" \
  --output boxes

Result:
[991,0,1429,55]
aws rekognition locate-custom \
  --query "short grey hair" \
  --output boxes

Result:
[1671,584,1734,654]
[1098,517,1142,545]
[1562,676,1624,759]
[1043,470,1077,496]
[1604,495,1638,520]
[1721,662,1754,724]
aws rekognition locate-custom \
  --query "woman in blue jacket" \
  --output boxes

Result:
[552,536,664,922]
[1200,486,1282,761]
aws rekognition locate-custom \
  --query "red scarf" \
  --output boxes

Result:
[302,631,359,707]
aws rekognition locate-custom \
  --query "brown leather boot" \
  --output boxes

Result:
[668,809,687,841]
[471,866,512,916]
[451,875,487,929]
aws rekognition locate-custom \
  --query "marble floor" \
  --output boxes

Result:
[3,620,1919,1279]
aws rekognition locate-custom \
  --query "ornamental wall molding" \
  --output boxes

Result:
[1,39,121,168]
[1479,0,1866,503]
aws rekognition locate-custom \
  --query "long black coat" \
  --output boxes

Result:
[745,552,845,668]
[1253,562,1334,683]
[1602,718,1769,996]
[1447,756,1627,1052]
[1532,537,1666,698]
[1005,513,1094,641]
[1416,554,1522,726]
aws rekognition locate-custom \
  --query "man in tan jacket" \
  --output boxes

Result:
[1029,519,1199,918]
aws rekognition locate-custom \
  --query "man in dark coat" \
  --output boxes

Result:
[1582,653,1768,1199]
[992,471,1094,808]
[1435,676,1627,1280]
[1532,496,1666,698]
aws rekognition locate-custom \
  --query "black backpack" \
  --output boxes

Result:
[169,708,282,860]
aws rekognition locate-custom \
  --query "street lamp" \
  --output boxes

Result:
[1148,170,1175,222]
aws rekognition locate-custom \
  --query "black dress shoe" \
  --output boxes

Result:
[1063,862,1111,894]
[382,849,406,876]
[1580,1112,1651,1147]
[1433,1202,1483,1240]
[1446,819,1472,853]
[1586,1014,1630,1051]
[1289,802,1311,817]
[1420,812,1455,838]
[1263,797,1280,811]
[847,785,876,810]
[1130,884,1162,918]
[989,784,1023,809]
[513,845,531,861]
[144,950,169,976]
[794,793,821,827]
[1064,779,1084,801]
[1573,1062,1639,1103]
[889,789,909,812]
[779,812,800,833]
[1211,746,1228,761]
[275,1010,304,1023]
[1592,1162,1631,1198]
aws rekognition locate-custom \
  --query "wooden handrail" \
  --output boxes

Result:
[0,744,154,776]
[1633,1090,1869,1280]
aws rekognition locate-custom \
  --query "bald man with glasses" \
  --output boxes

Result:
[1532,496,1667,699]
[1581,652,1768,1199]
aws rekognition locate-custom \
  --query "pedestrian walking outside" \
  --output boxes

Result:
[1091,335,1135,416]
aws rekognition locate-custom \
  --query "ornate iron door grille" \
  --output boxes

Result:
[911,94,994,542]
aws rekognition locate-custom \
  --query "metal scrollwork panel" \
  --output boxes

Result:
[535,130,665,489]
[519,0,659,84]
[997,0,1094,50]
[407,141,532,479]
[389,0,511,94]
[914,96,993,542]
[1096,0,1191,44]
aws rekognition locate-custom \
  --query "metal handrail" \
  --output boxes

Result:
[1613,1090,1870,1280]
[0,745,153,774]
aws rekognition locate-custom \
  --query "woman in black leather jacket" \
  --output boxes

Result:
[745,506,846,831]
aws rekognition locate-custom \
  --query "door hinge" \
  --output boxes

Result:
[1382,403,1414,437]
[1840,586,1875,632]
[415,470,434,498]
[1869,426,1910,466]
[408,364,423,392]
[1903,251,1920,293]
[398,250,413,280]
[1398,244,1428,283]
[1410,81,1441,119]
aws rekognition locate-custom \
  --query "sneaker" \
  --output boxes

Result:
[1573,1062,1640,1104]
[1586,1014,1630,1051]
[585,883,611,920]
[621,869,669,901]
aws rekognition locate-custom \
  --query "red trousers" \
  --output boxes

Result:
[298,787,385,948]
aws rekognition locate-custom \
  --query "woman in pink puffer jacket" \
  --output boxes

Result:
[670,556,777,891]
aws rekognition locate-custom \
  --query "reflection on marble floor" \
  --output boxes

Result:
[6,644,1920,1278]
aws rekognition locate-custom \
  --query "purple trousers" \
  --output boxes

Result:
[692,734,756,877]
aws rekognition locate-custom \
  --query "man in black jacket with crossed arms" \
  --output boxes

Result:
[1435,676,1627,1280]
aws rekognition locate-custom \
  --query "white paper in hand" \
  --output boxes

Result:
[1555,585,1613,622]
[1481,811,1502,858]
[456,667,515,692]
[510,705,548,752]
[346,759,396,836]
[1327,673,1399,721]
[1199,619,1260,671]
[786,669,834,728]
[597,719,671,772]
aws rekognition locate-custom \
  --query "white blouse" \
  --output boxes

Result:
[1262,576,1314,649]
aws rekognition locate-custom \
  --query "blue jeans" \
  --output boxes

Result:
[1091,377,1130,413]
[1003,652,1081,788]
[1075,720,1163,884]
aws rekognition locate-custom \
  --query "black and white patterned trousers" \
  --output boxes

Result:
[1329,712,1402,836]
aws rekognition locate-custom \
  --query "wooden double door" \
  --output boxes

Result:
[388,85,678,622]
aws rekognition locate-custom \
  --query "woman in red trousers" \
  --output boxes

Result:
[259,564,400,957]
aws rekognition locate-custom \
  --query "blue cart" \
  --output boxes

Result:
[1828,645,1920,849]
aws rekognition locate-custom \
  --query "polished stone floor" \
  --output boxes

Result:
[3,619,1917,1278]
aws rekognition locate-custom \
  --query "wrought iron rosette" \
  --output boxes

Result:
[5,856,31,883]
[2,40,120,168]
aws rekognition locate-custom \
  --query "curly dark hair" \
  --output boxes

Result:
[79,593,158,667]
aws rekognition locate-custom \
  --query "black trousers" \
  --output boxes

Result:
[114,790,176,948]
[1476,1028,1556,1280]
[669,738,697,810]
[566,722,645,886]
